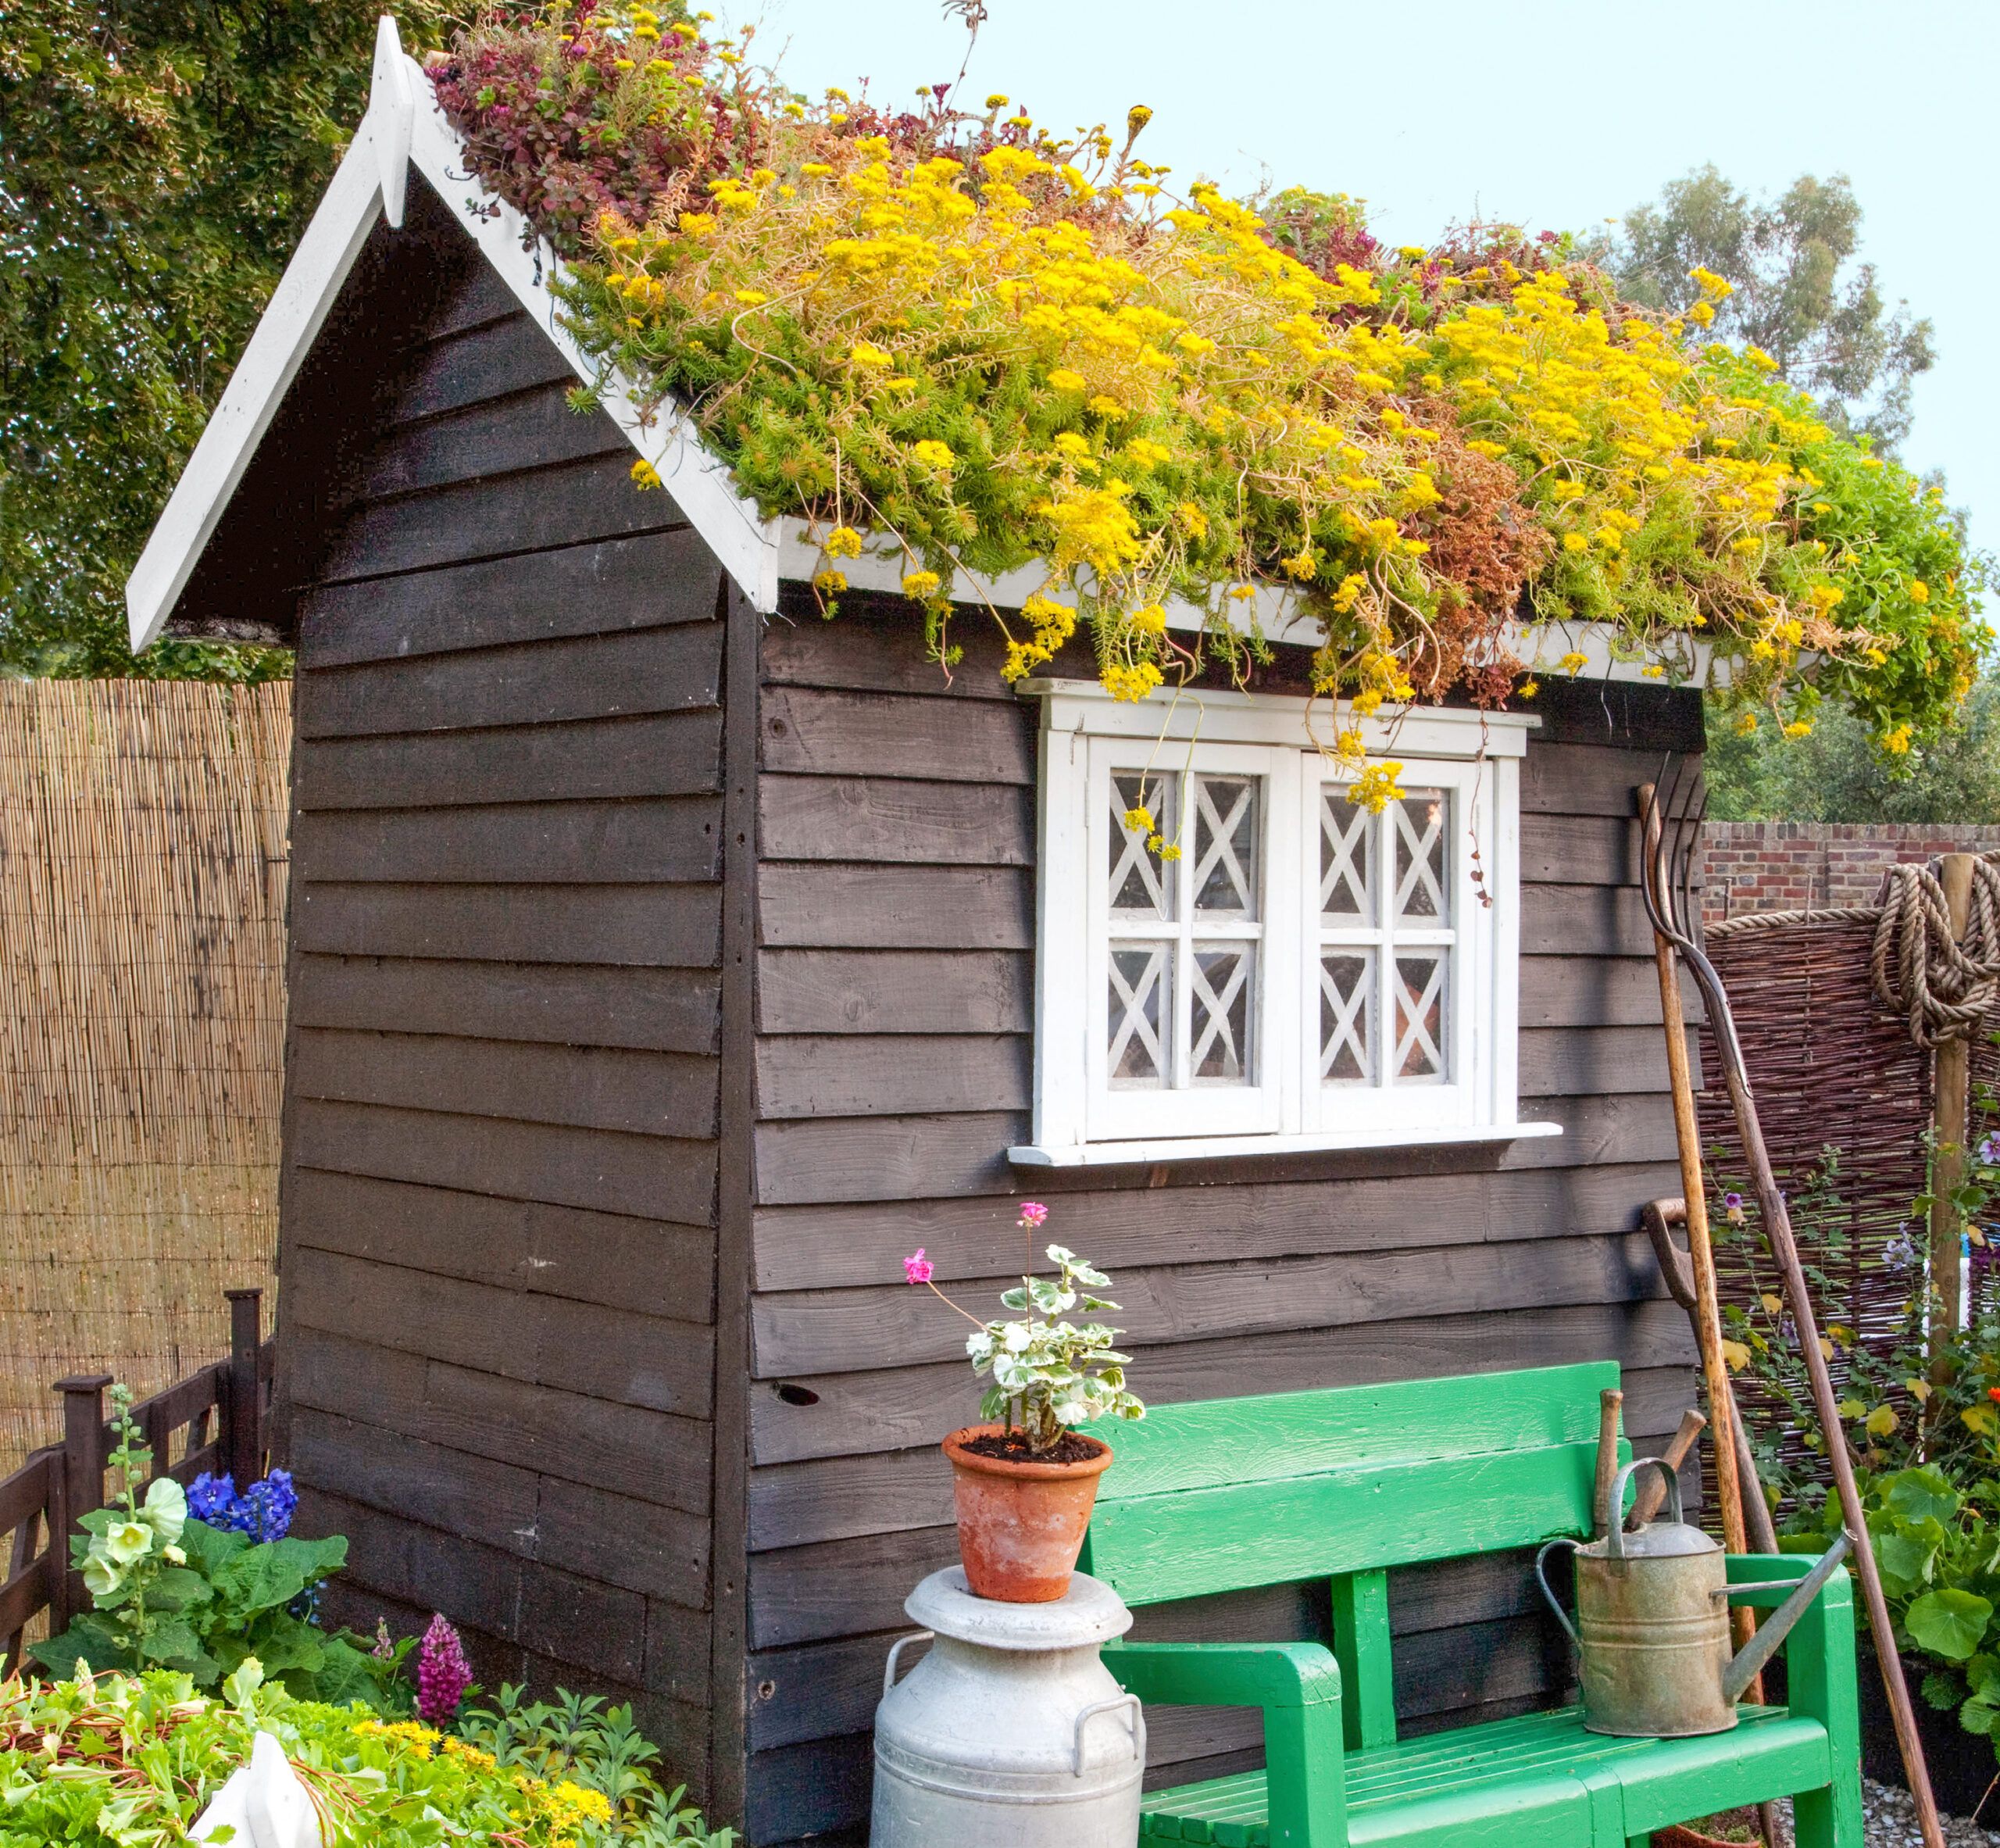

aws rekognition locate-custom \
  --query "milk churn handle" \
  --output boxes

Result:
[1534,1539,1582,1647]
[1603,1457,1681,1558]
[882,1630,934,1697]
[1073,1693,1143,1775]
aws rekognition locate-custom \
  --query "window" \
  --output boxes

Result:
[1017,683,1555,1167]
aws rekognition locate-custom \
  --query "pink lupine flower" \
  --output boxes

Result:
[1017,1202,1048,1229]
[904,1249,935,1285]
[416,1612,473,1724]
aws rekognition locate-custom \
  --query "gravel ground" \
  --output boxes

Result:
[1698,1782,2000,1847]
[1858,1778,2000,1847]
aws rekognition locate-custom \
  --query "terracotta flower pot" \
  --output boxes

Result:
[941,1424,1115,1603]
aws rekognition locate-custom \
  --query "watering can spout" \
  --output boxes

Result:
[1718,1530,1854,1706]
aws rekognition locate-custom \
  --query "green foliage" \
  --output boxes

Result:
[0,0,441,678]
[27,1387,383,1704]
[1593,165,1935,452]
[1705,669,2000,822]
[0,1664,736,1846]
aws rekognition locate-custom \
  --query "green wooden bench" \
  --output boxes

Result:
[1079,1361,1861,1848]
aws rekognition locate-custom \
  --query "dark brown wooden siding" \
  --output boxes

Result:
[263,181,727,1801]
[743,599,1702,1845]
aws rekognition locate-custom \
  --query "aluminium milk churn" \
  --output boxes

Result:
[872,1565,1145,1846]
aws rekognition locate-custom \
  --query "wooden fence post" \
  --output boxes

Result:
[52,1373,112,1631]
[1931,852,1977,1362]
[223,1289,265,1488]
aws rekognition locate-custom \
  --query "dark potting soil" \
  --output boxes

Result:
[959,1431,1107,1466]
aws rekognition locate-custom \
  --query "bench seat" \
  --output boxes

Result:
[1140,1703,1831,1847]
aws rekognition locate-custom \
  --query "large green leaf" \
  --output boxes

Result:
[145,1565,217,1613]
[1906,1588,1994,1661]
[212,1535,347,1617]
[1875,1529,1940,1596]
[1885,1467,1961,1527]
[138,1615,218,1679]
[247,1612,328,1675]
[179,1517,252,1577]
[28,1614,132,1679]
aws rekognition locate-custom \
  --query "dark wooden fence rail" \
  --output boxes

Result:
[0,1289,274,1672]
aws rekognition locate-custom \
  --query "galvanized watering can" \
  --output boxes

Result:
[1536,1456,1853,1737]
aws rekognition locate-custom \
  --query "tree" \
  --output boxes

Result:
[1592,166,1935,453]
[0,0,439,679]
[1705,669,2000,824]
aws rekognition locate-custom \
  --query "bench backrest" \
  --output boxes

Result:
[1080,1360,1621,1607]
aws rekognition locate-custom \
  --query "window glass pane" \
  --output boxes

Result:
[1109,772,1177,918]
[1320,950,1374,1085]
[1192,775,1259,918]
[1192,945,1255,1084]
[1394,951,1449,1081]
[1109,942,1173,1087]
[1320,792,1373,924]
[1395,789,1450,924]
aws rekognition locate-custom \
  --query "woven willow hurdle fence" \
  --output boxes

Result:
[0,678,290,1464]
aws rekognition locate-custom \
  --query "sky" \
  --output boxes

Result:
[749,0,1999,563]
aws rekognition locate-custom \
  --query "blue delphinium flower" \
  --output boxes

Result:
[188,1473,239,1525]
[240,1470,298,1542]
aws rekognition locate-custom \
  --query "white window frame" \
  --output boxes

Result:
[1014,681,1561,1168]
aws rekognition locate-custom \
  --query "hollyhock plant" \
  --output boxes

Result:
[417,1612,475,1725]
[902,1202,1145,1455]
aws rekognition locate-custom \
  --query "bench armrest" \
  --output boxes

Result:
[1103,1639,1343,1710]
[1103,1642,1347,1848]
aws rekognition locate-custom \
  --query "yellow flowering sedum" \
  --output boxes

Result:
[438,2,1988,756]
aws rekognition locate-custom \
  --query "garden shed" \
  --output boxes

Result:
[127,27,1720,1845]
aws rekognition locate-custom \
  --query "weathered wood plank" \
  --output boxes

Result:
[297,620,721,738]
[291,796,722,885]
[288,1327,712,1514]
[760,685,1034,785]
[380,313,577,424]
[757,949,1032,1035]
[1518,1024,1688,1098]
[291,1028,720,1140]
[291,956,720,1056]
[759,864,1032,950]
[284,1245,716,1417]
[407,259,520,342]
[744,1735,877,1848]
[286,1169,715,1321]
[1521,883,1662,958]
[748,1159,1684,1295]
[293,881,720,969]
[748,1230,1671,1382]
[293,710,723,810]
[1520,812,1635,886]
[319,453,681,584]
[1521,955,1691,1028]
[752,1091,1678,1205]
[353,384,625,502]
[755,1034,1030,1120]
[298,528,720,669]
[763,599,1016,699]
[758,774,1033,866]
[1528,678,1705,753]
[1521,742,1659,819]
[291,1097,719,1225]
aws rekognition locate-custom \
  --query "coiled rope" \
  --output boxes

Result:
[1705,854,2000,1049]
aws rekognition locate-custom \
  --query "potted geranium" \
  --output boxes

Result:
[904,1203,1145,1601]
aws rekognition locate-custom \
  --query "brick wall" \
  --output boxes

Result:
[1700,823,2000,926]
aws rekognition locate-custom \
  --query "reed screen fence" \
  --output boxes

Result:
[0,678,290,1464]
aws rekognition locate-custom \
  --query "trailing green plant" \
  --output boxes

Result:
[0,1660,735,1846]
[28,1388,383,1707]
[428,0,1988,785]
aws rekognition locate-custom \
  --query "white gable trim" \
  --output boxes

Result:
[124,19,1731,696]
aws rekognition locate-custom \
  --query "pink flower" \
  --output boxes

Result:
[416,1613,473,1725]
[1017,1202,1048,1229]
[904,1249,935,1285]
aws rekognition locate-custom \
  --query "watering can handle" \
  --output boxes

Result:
[1602,1457,1682,1558]
[1534,1539,1582,1647]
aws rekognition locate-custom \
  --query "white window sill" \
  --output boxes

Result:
[1008,1122,1565,1168]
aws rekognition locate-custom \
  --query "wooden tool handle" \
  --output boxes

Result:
[1593,1389,1623,1536]
[1627,1409,1707,1528]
